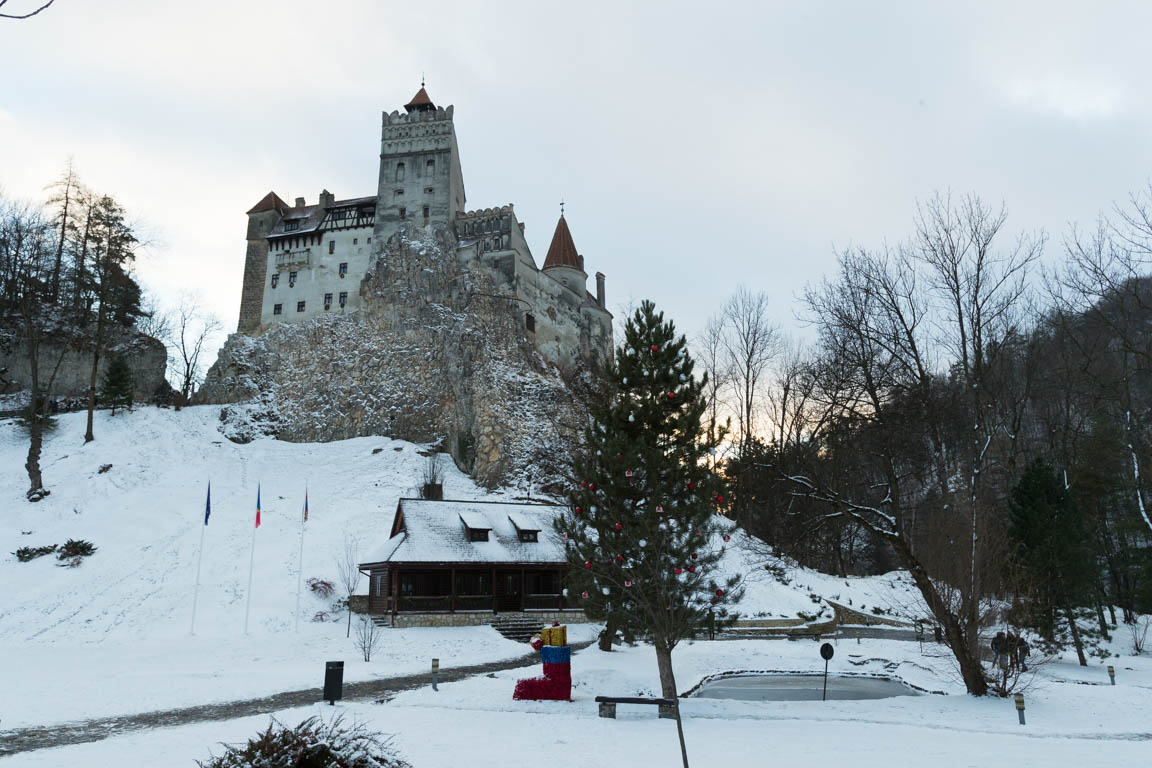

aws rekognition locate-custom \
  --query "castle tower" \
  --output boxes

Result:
[542,213,589,299]
[237,191,290,333]
[373,86,466,244]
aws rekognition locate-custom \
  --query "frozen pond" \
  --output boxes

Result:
[694,674,921,701]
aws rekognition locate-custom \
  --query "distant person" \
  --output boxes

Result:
[991,631,1006,669]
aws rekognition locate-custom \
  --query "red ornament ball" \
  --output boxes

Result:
[575,506,582,514]
[688,565,696,573]
[668,392,675,399]
[674,567,683,575]
[716,588,725,597]
[691,553,698,560]
[723,534,731,542]
[582,591,589,599]
[687,482,695,490]
[589,483,596,491]
[651,344,659,352]
[584,561,592,569]
[614,522,623,531]
[581,481,587,488]
[656,505,664,514]
[717,494,725,504]
[616,453,623,460]
[616,554,625,563]
[625,580,633,587]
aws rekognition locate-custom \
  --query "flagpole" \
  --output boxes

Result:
[191,481,210,636]
[244,484,259,635]
[295,485,306,632]
[190,517,207,635]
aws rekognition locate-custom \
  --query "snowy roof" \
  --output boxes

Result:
[360,499,566,566]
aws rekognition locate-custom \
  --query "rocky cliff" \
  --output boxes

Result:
[197,226,589,489]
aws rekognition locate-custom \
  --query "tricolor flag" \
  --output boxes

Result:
[255,484,262,528]
[204,482,212,526]
[303,490,309,522]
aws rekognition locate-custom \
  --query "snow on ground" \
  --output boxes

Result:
[7,636,1152,767]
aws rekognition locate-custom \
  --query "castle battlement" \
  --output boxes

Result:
[382,104,454,127]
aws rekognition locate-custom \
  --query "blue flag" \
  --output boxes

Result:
[204,482,212,526]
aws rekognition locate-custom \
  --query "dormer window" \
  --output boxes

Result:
[460,510,492,543]
[508,513,541,544]
[468,528,489,542]
[518,530,538,543]
[284,220,300,232]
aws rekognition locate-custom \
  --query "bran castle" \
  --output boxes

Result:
[235,86,613,371]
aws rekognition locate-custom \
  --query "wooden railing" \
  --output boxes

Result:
[454,595,494,612]
[524,593,564,611]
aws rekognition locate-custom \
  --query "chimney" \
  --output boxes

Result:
[319,189,335,209]
[578,254,585,272]
[295,196,306,208]
[596,272,606,309]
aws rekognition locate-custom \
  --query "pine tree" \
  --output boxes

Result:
[99,352,134,415]
[557,301,741,706]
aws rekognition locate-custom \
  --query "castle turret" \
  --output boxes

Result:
[542,214,588,298]
[237,191,288,333]
[374,85,465,243]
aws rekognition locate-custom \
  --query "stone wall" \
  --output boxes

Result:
[0,325,168,404]
[378,609,589,629]
[198,225,588,489]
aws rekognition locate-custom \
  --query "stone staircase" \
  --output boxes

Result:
[491,613,547,643]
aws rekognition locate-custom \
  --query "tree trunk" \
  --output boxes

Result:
[599,614,618,651]
[347,597,353,638]
[653,637,689,768]
[84,301,107,443]
[1064,605,1087,667]
[25,409,47,501]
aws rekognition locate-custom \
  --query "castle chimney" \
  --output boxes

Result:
[319,189,335,209]
[596,272,606,309]
[295,196,306,208]
[578,254,585,272]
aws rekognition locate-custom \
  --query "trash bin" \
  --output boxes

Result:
[324,661,344,705]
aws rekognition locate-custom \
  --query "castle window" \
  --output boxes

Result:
[425,187,434,195]
[494,235,502,249]
[271,273,279,288]
[339,262,348,278]
[273,303,282,316]
[296,300,306,313]
[525,313,535,333]
[289,270,297,286]
[399,207,406,219]
[394,189,404,197]
[328,240,335,254]
[423,206,430,221]
[395,162,405,182]
[324,292,333,309]
[284,220,300,232]
[367,237,371,244]
[339,291,348,307]
[353,238,358,245]
[426,158,435,177]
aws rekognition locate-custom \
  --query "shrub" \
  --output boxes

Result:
[14,544,57,562]
[307,577,336,598]
[197,715,410,768]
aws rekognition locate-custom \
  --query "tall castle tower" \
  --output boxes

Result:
[373,87,466,243]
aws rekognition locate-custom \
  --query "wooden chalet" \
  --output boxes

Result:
[358,498,580,620]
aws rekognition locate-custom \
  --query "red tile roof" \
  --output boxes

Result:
[246,191,289,215]
[405,87,435,112]
[542,215,583,271]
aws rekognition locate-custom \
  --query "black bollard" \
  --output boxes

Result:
[432,657,439,691]
[323,661,344,705]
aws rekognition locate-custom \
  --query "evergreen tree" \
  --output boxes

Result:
[99,352,133,415]
[1008,458,1096,664]
[557,301,741,707]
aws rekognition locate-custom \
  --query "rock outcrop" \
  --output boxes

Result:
[198,226,588,489]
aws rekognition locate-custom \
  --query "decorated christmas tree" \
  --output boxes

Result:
[99,352,134,415]
[557,301,741,702]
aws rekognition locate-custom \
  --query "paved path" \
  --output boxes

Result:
[0,641,593,757]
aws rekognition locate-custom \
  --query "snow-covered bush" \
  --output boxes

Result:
[14,544,56,562]
[56,539,96,562]
[197,715,409,768]
[307,577,335,598]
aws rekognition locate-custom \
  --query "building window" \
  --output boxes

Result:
[525,313,535,333]
[296,300,306,313]
[339,291,348,307]
[273,303,282,316]
[423,206,430,220]
[270,273,279,288]
[395,162,405,182]
[425,187,434,195]
[353,237,358,245]
[399,207,406,219]
[289,270,297,286]
[394,189,404,197]
[324,292,333,309]
[426,158,435,177]
[338,262,348,278]
[494,235,502,249]
[468,528,489,542]
[284,220,299,232]
[518,530,539,543]
[328,240,335,254]
[367,237,371,244]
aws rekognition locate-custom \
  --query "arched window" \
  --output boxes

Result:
[426,158,435,177]
[395,162,405,182]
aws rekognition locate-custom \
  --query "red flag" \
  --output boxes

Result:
[255,484,262,528]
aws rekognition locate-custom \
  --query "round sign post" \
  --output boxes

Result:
[820,642,835,701]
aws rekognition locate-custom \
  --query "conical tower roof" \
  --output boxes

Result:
[543,215,583,271]
[246,191,289,215]
[405,87,435,113]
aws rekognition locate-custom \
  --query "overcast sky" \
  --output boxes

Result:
[4,1,1152,363]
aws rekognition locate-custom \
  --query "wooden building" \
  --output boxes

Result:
[358,498,581,625]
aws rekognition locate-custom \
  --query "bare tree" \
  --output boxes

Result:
[720,287,778,449]
[354,616,383,662]
[170,294,222,402]
[0,0,55,19]
[334,534,363,638]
